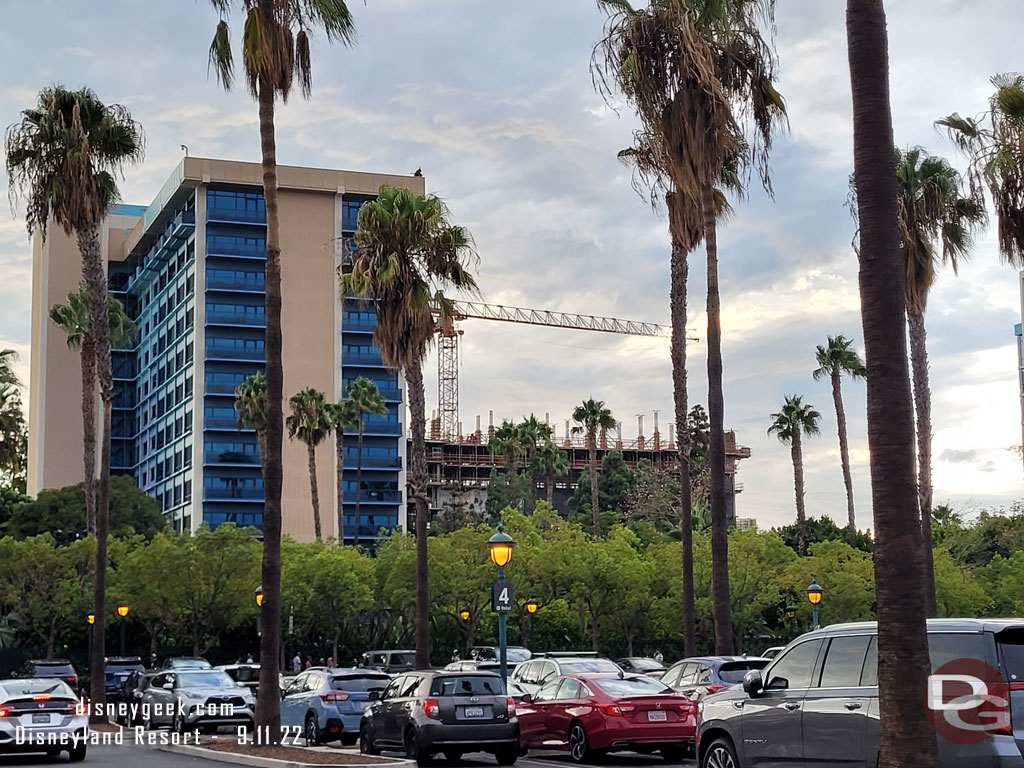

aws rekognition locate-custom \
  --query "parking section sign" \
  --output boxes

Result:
[491,582,515,613]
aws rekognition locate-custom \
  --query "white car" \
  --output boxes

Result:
[0,678,88,761]
[508,654,624,696]
[142,668,255,733]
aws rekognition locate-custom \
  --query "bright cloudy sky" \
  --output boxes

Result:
[0,0,1021,530]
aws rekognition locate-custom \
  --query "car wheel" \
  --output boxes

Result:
[305,714,321,746]
[661,744,687,763]
[405,727,431,766]
[359,724,380,756]
[173,711,186,735]
[701,738,738,768]
[444,749,463,763]
[494,746,518,766]
[568,722,592,764]
[68,741,87,762]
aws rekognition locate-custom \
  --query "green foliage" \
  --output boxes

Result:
[774,515,874,554]
[8,476,164,542]
[569,451,636,524]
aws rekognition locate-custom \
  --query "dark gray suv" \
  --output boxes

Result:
[697,619,1024,767]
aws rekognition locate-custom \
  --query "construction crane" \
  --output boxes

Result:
[431,300,694,439]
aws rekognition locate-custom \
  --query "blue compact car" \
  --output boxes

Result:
[281,668,391,745]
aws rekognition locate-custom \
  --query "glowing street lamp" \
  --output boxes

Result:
[117,604,130,656]
[807,580,823,629]
[459,608,471,622]
[487,524,516,684]
[255,585,263,640]
[524,598,539,649]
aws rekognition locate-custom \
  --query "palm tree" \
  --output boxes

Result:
[595,0,785,656]
[50,286,137,537]
[768,395,821,556]
[329,397,358,544]
[518,415,552,510]
[813,335,866,547]
[343,185,478,670]
[347,376,388,547]
[847,3,940,766]
[533,441,569,508]
[939,73,1024,268]
[207,0,356,731]
[571,399,616,536]
[490,420,526,509]
[6,85,143,720]
[234,372,269,460]
[893,147,983,616]
[286,388,332,541]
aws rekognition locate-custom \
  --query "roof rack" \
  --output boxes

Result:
[533,651,599,658]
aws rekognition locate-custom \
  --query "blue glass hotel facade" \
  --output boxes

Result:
[29,157,420,541]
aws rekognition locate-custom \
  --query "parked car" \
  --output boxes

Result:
[359,670,519,765]
[660,656,770,702]
[470,646,532,665]
[104,656,144,704]
[359,650,416,676]
[617,657,668,677]
[14,660,79,695]
[117,669,158,725]
[281,668,390,746]
[141,668,254,733]
[510,654,623,696]
[697,618,1024,768]
[217,664,260,696]
[518,673,696,763]
[445,660,502,673]
[158,656,212,671]
[761,646,784,660]
[0,677,88,761]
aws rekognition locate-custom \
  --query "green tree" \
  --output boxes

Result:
[112,532,183,659]
[287,388,331,541]
[775,515,873,555]
[490,421,526,509]
[6,85,144,715]
[328,397,358,544]
[50,285,137,536]
[932,549,993,617]
[533,441,569,508]
[208,0,357,732]
[346,377,388,547]
[343,185,478,669]
[428,526,495,655]
[571,399,616,536]
[0,350,26,494]
[517,415,552,509]
[813,335,867,546]
[484,468,511,522]
[0,486,29,532]
[569,451,636,529]
[768,396,821,556]
[847,2,939,764]
[234,372,268,459]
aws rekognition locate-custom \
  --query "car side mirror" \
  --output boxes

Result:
[520,694,533,705]
[367,690,380,701]
[742,670,763,696]
[162,681,174,690]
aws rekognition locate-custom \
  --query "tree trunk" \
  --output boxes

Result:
[355,418,364,547]
[668,190,697,657]
[336,434,345,544]
[703,184,733,655]
[907,307,937,616]
[846,3,940,766]
[589,434,600,536]
[80,340,97,538]
[77,224,111,724]
[149,627,158,660]
[831,370,858,546]
[406,362,431,669]
[792,431,808,556]
[307,442,321,541]
[546,468,554,507]
[527,447,538,511]
[332,631,339,665]
[254,64,283,740]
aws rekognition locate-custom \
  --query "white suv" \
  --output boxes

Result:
[509,654,622,696]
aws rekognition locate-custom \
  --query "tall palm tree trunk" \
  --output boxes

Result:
[907,307,937,616]
[588,434,600,536]
[527,447,538,510]
[355,419,364,547]
[336,435,345,544]
[846,3,939,766]
[80,339,97,538]
[668,191,696,657]
[406,362,431,669]
[546,468,555,507]
[254,66,283,737]
[307,443,321,541]
[703,184,733,655]
[831,370,858,546]
[791,431,808,556]
[78,225,111,723]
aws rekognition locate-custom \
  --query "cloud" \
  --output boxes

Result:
[940,449,978,464]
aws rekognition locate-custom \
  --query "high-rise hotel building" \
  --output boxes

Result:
[29,157,418,541]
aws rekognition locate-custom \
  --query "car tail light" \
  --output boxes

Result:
[0,707,8,718]
[75,702,87,716]
[66,676,78,685]
[424,699,440,719]
[33,695,51,701]
[706,685,726,694]
[1010,683,1024,691]
[599,704,635,717]
[679,701,697,717]
[320,692,350,703]
[507,697,515,710]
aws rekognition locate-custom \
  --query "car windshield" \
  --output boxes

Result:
[33,663,73,675]
[178,671,235,688]
[560,659,621,674]
[630,658,665,671]
[432,676,506,697]
[390,653,415,666]
[507,649,531,663]
[223,667,259,683]
[2,680,71,696]
[718,660,769,683]
[593,677,673,697]
[331,675,390,692]
[173,659,211,669]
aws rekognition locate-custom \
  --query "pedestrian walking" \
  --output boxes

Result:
[292,653,301,672]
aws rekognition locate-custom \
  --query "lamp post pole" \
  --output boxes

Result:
[497,568,508,684]
[807,580,823,630]
[117,605,130,657]
[87,614,94,667]
[487,524,516,687]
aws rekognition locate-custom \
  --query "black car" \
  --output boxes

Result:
[616,657,667,676]
[104,657,144,703]
[116,670,158,725]
[16,660,79,694]
[359,670,518,766]
[661,656,770,702]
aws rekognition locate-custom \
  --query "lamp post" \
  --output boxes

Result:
[784,603,796,641]
[87,614,94,668]
[807,580,823,630]
[524,598,539,649]
[487,525,515,685]
[255,585,264,642]
[116,604,130,657]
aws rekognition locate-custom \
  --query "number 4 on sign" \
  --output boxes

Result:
[491,581,515,613]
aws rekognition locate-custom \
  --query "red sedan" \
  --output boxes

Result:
[517,673,696,763]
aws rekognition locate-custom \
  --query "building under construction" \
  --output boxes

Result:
[414,412,751,525]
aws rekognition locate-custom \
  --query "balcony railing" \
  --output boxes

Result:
[205,416,242,429]
[207,206,266,225]
[206,243,266,259]
[204,487,264,500]
[343,455,402,469]
[361,422,402,435]
[206,310,266,326]
[205,452,259,465]
[342,490,402,503]
[343,317,377,332]
[206,276,265,292]
[205,381,246,395]
[206,346,265,362]
[344,351,385,366]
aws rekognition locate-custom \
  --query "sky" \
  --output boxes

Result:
[0,0,1021,530]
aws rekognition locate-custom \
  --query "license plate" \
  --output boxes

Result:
[647,711,667,722]
[32,713,50,724]
[464,707,484,718]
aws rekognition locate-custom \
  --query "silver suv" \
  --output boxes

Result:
[509,654,623,696]
[697,619,1024,767]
